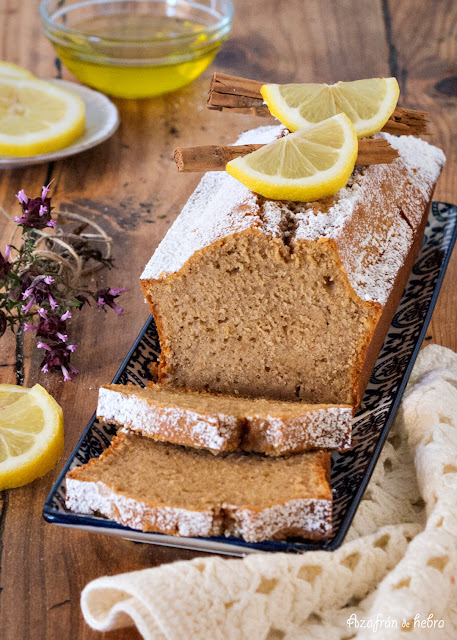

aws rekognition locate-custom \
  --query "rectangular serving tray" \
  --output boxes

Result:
[44,201,457,556]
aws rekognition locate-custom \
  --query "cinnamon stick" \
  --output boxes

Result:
[356,138,399,164]
[175,138,399,173]
[208,73,271,117]
[207,73,429,135]
[175,144,265,172]
[381,106,429,135]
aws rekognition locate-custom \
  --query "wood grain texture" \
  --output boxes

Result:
[385,0,457,348]
[0,0,455,638]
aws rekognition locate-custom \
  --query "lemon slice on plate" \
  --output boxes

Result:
[261,77,399,138]
[226,113,358,202]
[0,76,85,156]
[0,383,64,490]
[0,61,34,80]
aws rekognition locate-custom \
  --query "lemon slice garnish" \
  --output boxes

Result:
[261,78,399,138]
[226,113,358,202]
[0,384,64,490]
[0,76,85,156]
[0,61,34,80]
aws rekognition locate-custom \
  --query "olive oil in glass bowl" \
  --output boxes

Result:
[40,0,233,98]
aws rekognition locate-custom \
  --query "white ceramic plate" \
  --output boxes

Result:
[0,79,119,169]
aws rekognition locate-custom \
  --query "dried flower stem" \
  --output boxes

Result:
[15,325,24,386]
[1,206,113,279]
[0,187,126,382]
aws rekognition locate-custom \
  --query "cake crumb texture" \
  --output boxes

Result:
[66,433,332,542]
[141,127,444,406]
[97,383,353,454]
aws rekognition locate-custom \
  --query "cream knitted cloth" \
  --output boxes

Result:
[81,345,457,639]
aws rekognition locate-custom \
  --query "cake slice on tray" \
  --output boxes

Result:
[97,383,353,454]
[65,432,332,542]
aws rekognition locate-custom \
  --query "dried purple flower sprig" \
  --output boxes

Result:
[15,186,55,230]
[0,185,127,381]
[96,287,128,315]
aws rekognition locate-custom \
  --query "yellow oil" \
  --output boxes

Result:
[54,14,224,98]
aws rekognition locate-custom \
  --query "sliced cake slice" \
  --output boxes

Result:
[97,383,353,454]
[65,432,332,542]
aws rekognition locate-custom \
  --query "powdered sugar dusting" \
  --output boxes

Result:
[141,127,445,306]
[97,386,240,451]
[235,124,287,146]
[65,478,218,537]
[253,406,352,453]
[224,498,332,541]
[288,132,445,304]
[141,126,285,282]
[65,481,332,542]
[97,385,352,454]
[387,133,446,198]
[141,173,257,281]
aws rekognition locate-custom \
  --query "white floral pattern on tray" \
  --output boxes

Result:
[43,202,457,555]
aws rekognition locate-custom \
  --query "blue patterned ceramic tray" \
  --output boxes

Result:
[44,202,457,556]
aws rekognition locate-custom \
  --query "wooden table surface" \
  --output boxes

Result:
[0,0,456,637]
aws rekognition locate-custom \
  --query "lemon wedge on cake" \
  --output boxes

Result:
[226,113,358,202]
[0,383,64,490]
[0,76,85,156]
[261,77,399,138]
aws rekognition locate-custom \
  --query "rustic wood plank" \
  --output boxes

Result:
[0,1,455,638]
[385,0,457,350]
[213,0,390,83]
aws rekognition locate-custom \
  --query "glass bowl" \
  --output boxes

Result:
[40,0,233,99]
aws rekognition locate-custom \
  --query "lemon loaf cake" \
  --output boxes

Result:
[141,127,445,407]
[65,432,332,542]
[97,383,352,454]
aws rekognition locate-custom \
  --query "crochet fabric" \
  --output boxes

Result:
[80,345,457,639]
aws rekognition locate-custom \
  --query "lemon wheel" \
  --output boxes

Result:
[0,76,85,156]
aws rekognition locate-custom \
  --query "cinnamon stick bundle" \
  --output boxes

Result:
[207,73,429,136]
[175,138,399,173]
